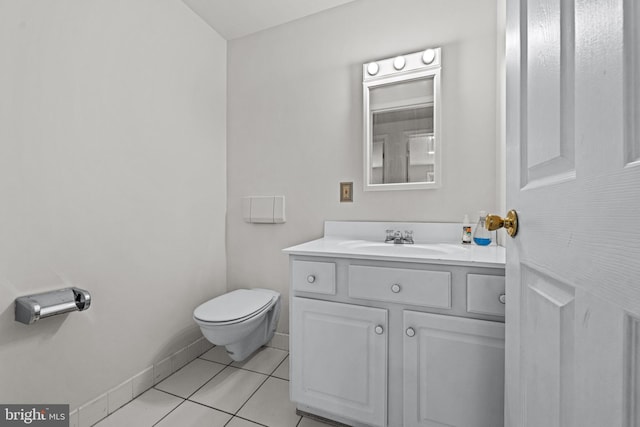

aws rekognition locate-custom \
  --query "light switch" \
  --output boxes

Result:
[340,182,353,202]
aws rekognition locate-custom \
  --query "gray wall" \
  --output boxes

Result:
[227,0,499,333]
[0,0,227,409]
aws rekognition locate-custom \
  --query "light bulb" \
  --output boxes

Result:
[393,56,406,70]
[422,49,436,65]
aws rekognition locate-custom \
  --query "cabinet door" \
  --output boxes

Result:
[291,297,387,427]
[403,310,504,427]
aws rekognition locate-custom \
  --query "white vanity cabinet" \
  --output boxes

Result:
[291,297,388,427]
[403,311,505,427]
[288,254,505,427]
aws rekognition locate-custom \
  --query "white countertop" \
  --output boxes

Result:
[283,237,506,268]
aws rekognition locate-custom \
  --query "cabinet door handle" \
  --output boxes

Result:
[307,275,316,284]
[406,327,416,337]
[374,325,384,335]
[391,284,401,293]
[498,293,506,304]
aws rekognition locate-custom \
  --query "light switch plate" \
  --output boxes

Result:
[340,182,353,202]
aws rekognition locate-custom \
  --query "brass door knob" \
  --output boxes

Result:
[486,210,518,237]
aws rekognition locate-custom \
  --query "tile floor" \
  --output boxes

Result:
[94,346,332,427]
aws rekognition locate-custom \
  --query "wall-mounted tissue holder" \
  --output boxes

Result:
[15,287,91,325]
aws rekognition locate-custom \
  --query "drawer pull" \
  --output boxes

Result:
[406,327,416,337]
[307,275,316,284]
[498,293,506,304]
[375,325,384,335]
[391,284,401,293]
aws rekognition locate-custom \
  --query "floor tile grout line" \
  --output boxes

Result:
[152,387,190,402]
[150,397,187,427]
[184,398,239,419]
[180,365,270,416]
[182,383,270,427]
[92,387,163,427]
[149,397,275,427]
[198,355,235,365]
[198,358,285,376]
[181,364,285,422]
[230,373,298,427]
[270,354,289,377]
[226,353,290,425]
[186,399,236,417]
[153,384,257,423]
[228,349,288,376]
[232,373,271,418]
[153,361,228,402]
[159,349,222,380]
[183,363,235,401]
[224,414,271,427]
[229,364,284,377]
[200,352,287,378]
[198,357,234,366]
[155,356,227,392]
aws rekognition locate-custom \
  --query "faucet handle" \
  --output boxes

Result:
[385,229,395,243]
[403,230,414,244]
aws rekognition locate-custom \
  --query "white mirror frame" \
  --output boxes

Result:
[363,48,442,191]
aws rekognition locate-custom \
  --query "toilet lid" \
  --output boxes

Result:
[193,289,274,323]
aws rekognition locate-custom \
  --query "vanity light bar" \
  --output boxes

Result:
[364,47,441,81]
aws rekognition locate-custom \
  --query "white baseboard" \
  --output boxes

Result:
[267,332,289,351]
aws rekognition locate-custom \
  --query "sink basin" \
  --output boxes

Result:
[337,241,391,249]
[336,240,465,257]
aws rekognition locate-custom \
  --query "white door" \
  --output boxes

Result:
[290,297,388,427]
[403,310,505,427]
[504,1,640,426]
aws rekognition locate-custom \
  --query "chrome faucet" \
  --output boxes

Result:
[385,229,414,244]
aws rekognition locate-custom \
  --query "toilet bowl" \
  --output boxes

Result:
[193,288,281,362]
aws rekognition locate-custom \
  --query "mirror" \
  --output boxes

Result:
[363,48,441,191]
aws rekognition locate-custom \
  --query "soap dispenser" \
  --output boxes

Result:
[473,210,492,246]
[462,214,472,244]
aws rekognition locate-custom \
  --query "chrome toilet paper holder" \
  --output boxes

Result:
[15,287,91,325]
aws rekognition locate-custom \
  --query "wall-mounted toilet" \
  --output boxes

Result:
[193,288,281,362]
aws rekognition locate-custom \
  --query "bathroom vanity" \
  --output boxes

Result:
[283,222,506,427]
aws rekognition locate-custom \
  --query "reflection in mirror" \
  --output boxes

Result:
[363,48,441,191]
[370,78,434,184]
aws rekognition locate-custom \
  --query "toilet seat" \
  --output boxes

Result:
[193,289,275,325]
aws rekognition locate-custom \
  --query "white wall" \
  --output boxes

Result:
[227,0,499,333]
[0,0,227,410]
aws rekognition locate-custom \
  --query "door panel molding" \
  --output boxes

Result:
[625,315,640,427]
[521,264,575,427]
[522,0,576,187]
[624,0,640,165]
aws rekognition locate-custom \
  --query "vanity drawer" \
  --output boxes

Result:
[466,274,505,317]
[348,265,451,309]
[292,260,336,295]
